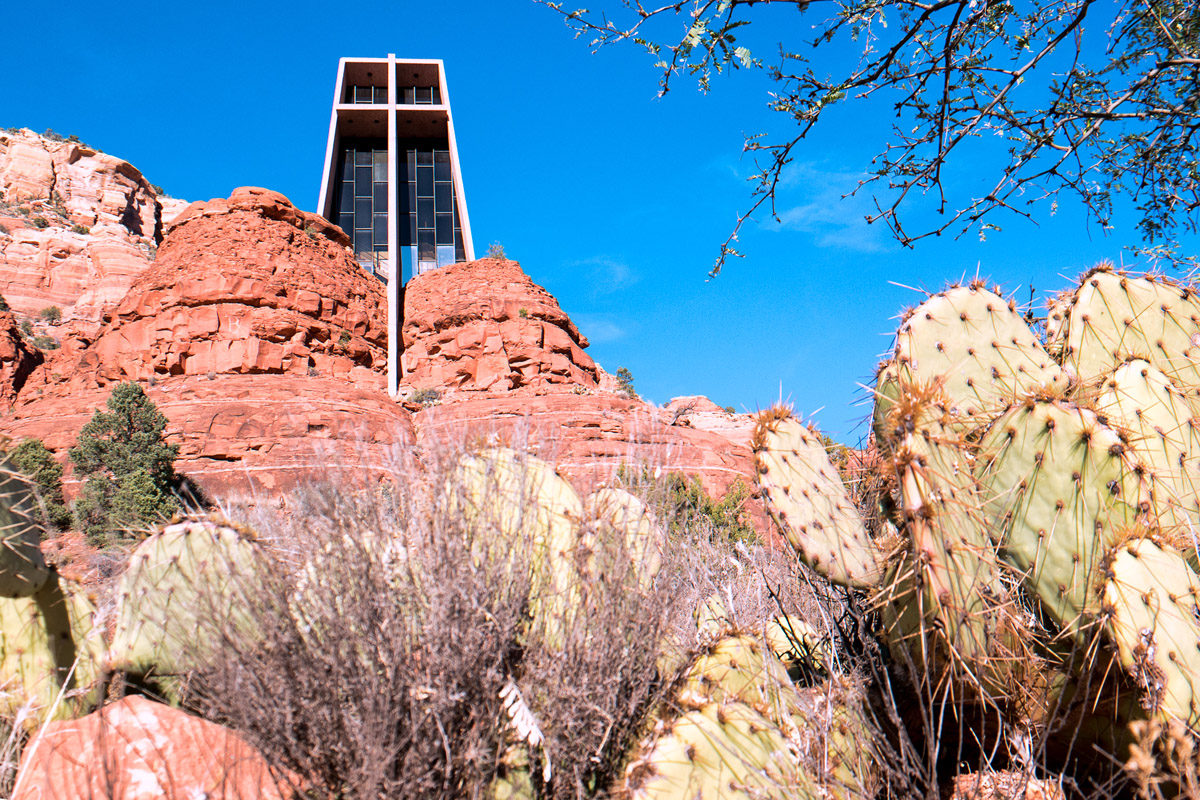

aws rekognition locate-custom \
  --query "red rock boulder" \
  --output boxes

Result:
[12,695,290,800]
[0,311,41,406]
[401,258,598,393]
[69,186,387,391]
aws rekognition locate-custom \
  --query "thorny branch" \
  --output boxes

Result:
[539,0,1200,274]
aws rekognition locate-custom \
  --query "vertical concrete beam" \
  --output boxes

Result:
[387,53,400,398]
[317,59,348,218]
[439,61,475,261]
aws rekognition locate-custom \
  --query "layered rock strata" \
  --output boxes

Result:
[0,128,183,324]
[401,257,598,392]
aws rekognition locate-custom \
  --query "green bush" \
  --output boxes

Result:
[614,367,637,399]
[409,387,441,407]
[69,382,182,544]
[18,319,32,337]
[0,296,8,312]
[8,439,71,531]
[618,466,758,546]
[486,241,506,259]
[70,224,90,235]
[30,336,58,351]
[38,306,61,324]
[30,217,48,229]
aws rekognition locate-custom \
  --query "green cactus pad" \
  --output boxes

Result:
[977,400,1148,633]
[764,615,831,677]
[1102,537,1200,726]
[877,387,1007,693]
[0,570,102,723]
[623,701,818,800]
[453,449,583,649]
[1048,266,1200,387]
[677,635,801,719]
[108,517,261,677]
[875,283,1067,425]
[0,459,51,598]
[753,408,887,589]
[1096,359,1200,539]
[584,487,664,589]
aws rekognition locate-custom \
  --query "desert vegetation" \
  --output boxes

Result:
[4,265,1200,799]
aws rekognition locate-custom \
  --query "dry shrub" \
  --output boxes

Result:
[190,466,532,800]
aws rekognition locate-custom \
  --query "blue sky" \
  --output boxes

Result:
[6,1,1194,442]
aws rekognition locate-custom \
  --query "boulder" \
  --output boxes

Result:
[12,695,290,800]
[401,258,598,392]
[0,311,41,406]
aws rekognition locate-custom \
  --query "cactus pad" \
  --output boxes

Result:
[453,449,584,649]
[1049,266,1200,386]
[977,400,1148,632]
[0,459,51,598]
[1102,536,1200,726]
[877,385,1007,692]
[1095,359,1200,539]
[753,408,887,589]
[875,283,1067,425]
[108,517,261,676]
[623,701,817,800]
[0,570,102,722]
[584,487,664,589]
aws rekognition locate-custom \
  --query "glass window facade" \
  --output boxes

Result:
[333,138,389,279]
[398,142,464,281]
[399,86,442,105]
[328,114,467,285]
[346,84,387,104]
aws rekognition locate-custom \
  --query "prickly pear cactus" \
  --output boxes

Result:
[0,458,51,598]
[622,701,818,800]
[677,635,801,716]
[764,615,831,677]
[875,382,1006,691]
[452,449,584,649]
[108,516,261,677]
[1095,359,1200,539]
[1047,266,1200,387]
[874,283,1067,430]
[753,408,887,589]
[584,487,664,589]
[976,400,1148,633]
[0,570,102,723]
[1102,535,1200,726]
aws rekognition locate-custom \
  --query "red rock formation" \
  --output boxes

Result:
[0,128,183,324]
[4,375,413,498]
[0,311,41,406]
[1,187,409,499]
[12,695,290,800]
[401,258,598,393]
[414,392,767,532]
[72,186,387,389]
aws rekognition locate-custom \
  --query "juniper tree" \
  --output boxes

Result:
[69,382,181,542]
[542,0,1200,273]
[8,438,70,531]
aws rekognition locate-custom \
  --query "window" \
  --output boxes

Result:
[332,139,390,275]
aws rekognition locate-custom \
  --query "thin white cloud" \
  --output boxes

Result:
[570,255,641,296]
[758,163,894,253]
[571,314,627,344]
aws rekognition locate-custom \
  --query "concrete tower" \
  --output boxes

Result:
[317,55,475,397]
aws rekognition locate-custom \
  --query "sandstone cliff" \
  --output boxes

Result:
[0,174,760,526]
[0,128,181,325]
